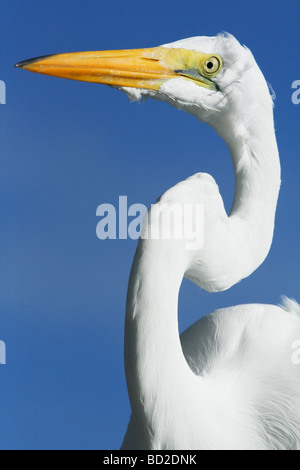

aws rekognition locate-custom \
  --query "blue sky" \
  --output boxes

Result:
[1,0,300,450]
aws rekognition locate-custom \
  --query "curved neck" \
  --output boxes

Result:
[124,85,281,446]
[211,89,281,278]
[229,110,281,220]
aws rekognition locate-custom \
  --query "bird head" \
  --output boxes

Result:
[15,33,272,137]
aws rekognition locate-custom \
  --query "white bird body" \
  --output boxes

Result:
[123,300,300,450]
[16,33,300,450]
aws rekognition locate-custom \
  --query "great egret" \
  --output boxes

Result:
[16,33,300,450]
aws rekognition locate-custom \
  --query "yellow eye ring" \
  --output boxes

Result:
[203,56,221,75]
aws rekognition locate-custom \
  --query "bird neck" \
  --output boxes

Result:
[229,111,281,219]
[124,238,195,446]
[214,92,281,275]
[123,84,282,445]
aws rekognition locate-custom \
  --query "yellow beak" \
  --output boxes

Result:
[15,47,220,91]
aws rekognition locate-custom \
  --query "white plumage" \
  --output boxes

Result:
[123,300,300,450]
[121,34,300,450]
[16,32,300,450]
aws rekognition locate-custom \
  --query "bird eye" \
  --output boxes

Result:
[203,57,221,75]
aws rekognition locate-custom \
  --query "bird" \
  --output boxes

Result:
[15,33,300,450]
